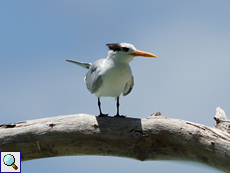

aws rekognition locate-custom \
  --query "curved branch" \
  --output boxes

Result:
[0,108,230,172]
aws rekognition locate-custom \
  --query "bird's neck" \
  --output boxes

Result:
[107,52,133,64]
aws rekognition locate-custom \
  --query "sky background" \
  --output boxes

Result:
[0,0,229,172]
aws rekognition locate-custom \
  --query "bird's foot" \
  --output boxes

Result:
[114,114,126,118]
[98,113,108,117]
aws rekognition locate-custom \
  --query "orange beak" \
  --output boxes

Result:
[130,50,157,58]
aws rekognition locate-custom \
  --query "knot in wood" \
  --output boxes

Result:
[215,122,230,134]
[130,129,143,140]
[46,122,56,128]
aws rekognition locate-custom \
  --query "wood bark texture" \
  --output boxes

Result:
[0,107,230,172]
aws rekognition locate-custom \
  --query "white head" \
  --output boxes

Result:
[106,43,157,64]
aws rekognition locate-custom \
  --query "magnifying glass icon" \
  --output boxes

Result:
[3,154,18,170]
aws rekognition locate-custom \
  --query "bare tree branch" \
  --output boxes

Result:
[1,107,230,172]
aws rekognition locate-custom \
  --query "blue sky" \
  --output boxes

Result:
[1,1,229,172]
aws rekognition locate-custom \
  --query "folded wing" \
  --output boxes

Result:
[123,76,134,96]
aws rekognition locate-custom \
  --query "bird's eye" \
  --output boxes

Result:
[122,47,129,52]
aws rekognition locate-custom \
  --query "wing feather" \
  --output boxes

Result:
[65,59,91,69]
[123,76,134,96]
[84,59,104,94]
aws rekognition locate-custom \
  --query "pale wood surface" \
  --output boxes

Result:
[0,108,229,172]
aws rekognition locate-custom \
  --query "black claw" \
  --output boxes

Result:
[98,113,108,117]
[114,114,126,118]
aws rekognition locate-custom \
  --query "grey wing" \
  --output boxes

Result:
[84,59,104,94]
[123,76,134,96]
[65,59,92,69]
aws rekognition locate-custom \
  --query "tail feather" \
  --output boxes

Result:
[65,59,91,69]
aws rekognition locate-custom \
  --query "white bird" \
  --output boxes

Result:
[65,43,157,117]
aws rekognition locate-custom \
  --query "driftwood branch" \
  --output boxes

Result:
[1,107,230,172]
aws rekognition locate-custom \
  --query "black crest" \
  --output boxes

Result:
[106,43,122,52]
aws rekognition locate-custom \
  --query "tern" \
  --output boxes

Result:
[65,43,157,117]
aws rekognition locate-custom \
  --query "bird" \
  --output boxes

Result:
[65,43,157,117]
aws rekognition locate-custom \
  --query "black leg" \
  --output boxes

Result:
[98,97,108,117]
[115,97,120,116]
[114,97,125,117]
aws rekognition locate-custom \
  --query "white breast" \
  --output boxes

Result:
[94,61,132,98]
